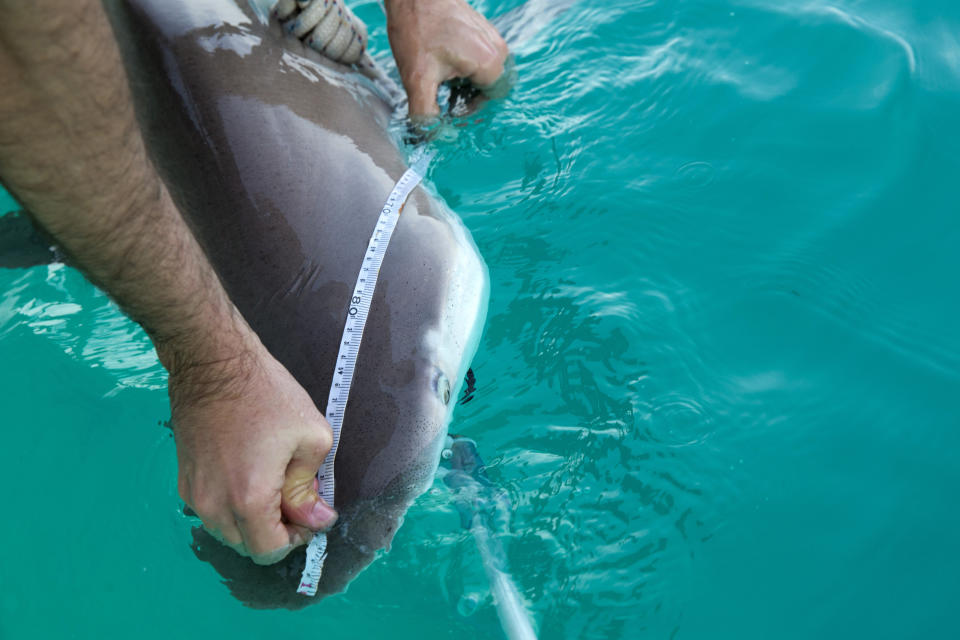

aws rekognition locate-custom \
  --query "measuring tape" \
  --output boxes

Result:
[297,149,435,596]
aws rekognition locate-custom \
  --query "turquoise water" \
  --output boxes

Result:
[2,0,960,637]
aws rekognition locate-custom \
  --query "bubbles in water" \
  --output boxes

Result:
[457,592,484,617]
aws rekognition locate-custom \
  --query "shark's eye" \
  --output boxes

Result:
[435,371,451,405]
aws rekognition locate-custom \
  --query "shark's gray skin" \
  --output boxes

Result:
[104,0,488,608]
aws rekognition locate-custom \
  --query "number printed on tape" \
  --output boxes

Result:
[297,150,435,597]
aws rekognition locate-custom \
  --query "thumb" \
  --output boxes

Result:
[406,70,441,118]
[281,435,338,531]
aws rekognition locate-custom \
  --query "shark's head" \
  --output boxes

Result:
[190,193,488,609]
[106,0,490,609]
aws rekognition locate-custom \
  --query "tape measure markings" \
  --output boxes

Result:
[298,149,435,596]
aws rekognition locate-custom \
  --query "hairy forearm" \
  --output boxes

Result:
[0,0,252,376]
[0,0,337,560]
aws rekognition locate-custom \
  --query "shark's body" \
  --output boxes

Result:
[105,0,488,607]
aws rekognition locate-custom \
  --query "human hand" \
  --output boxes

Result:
[0,0,335,568]
[385,0,509,117]
[163,328,336,565]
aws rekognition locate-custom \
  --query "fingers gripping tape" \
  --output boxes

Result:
[296,150,436,597]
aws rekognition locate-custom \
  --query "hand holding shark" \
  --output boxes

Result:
[0,0,337,565]
[386,0,509,116]
[167,330,339,565]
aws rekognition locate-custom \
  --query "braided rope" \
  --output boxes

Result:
[275,0,367,64]
[273,0,403,103]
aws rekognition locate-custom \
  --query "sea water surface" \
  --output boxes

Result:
[2,0,959,638]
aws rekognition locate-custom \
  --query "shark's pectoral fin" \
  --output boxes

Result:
[0,210,59,269]
[459,368,477,405]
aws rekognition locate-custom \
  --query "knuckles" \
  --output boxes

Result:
[188,491,221,525]
[229,485,275,520]
[314,427,333,459]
